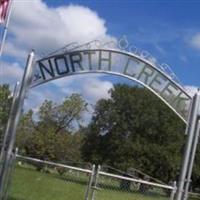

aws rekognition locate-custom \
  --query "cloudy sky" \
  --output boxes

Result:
[1,0,200,118]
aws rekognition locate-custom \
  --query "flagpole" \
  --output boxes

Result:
[0,0,13,58]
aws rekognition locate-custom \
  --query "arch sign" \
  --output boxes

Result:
[32,49,191,123]
[1,43,199,200]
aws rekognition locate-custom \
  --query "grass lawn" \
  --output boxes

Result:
[7,165,200,200]
[95,188,168,200]
[8,166,87,200]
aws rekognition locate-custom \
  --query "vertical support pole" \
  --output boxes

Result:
[176,92,200,200]
[91,165,101,200]
[0,83,19,200]
[84,164,95,200]
[0,50,35,199]
[0,82,19,162]
[170,181,177,200]
[182,121,200,200]
[3,148,18,200]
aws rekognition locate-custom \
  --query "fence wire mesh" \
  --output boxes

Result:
[188,192,200,200]
[93,165,176,200]
[8,156,199,200]
[7,155,94,200]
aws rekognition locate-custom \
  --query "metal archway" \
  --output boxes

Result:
[0,46,199,200]
[32,48,191,123]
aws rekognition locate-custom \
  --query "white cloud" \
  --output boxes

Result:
[24,74,113,124]
[190,33,200,50]
[4,42,27,59]
[7,0,114,59]
[184,85,199,97]
[53,73,102,87]
[25,83,66,113]
[50,73,113,102]
[3,0,116,123]
[3,0,116,92]
[82,77,113,101]
[0,61,23,84]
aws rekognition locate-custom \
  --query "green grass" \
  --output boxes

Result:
[95,188,168,200]
[7,165,200,200]
[8,166,87,200]
[95,177,169,200]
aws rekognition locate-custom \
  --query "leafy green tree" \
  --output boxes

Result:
[17,93,87,163]
[0,84,13,147]
[16,110,34,154]
[24,127,84,163]
[82,84,186,183]
[38,93,87,134]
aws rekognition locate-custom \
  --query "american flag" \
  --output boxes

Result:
[0,0,9,24]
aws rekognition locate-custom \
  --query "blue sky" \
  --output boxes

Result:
[49,0,200,86]
[1,0,200,117]
[45,0,200,86]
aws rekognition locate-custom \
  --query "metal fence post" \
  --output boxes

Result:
[0,51,35,199]
[170,181,177,200]
[85,164,95,200]
[3,148,18,200]
[0,84,19,200]
[176,92,200,200]
[0,82,19,162]
[182,120,200,200]
[91,165,101,200]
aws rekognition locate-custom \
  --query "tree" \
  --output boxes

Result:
[82,84,186,183]
[16,110,34,154]
[0,84,13,147]
[38,93,87,134]
[23,127,84,163]
[17,93,87,163]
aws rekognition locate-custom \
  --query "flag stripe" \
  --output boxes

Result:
[0,0,9,24]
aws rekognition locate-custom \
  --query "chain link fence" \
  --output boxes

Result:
[187,192,200,200]
[6,155,184,200]
[8,155,95,200]
[91,165,177,200]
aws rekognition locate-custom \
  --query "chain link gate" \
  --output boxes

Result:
[6,155,177,200]
[7,155,96,200]
[91,165,177,200]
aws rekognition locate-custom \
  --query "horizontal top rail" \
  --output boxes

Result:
[16,155,93,174]
[105,165,166,185]
[99,171,174,190]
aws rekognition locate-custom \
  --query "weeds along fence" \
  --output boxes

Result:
[9,155,177,200]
